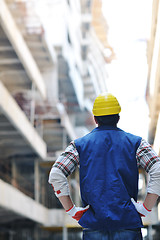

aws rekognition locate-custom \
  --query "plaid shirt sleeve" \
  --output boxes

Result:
[53,141,79,177]
[136,139,160,172]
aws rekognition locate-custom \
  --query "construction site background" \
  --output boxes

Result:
[0,0,159,239]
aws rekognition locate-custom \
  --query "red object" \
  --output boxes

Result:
[66,205,74,212]
[72,208,88,221]
[143,204,151,212]
[56,190,61,194]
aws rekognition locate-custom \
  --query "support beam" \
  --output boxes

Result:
[153,113,160,155]
[0,179,79,227]
[0,81,47,159]
[0,0,46,99]
[57,103,77,140]
[148,0,160,134]
[63,226,68,240]
[0,59,20,65]
[0,179,58,225]
[34,160,40,203]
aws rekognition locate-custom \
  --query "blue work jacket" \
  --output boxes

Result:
[74,125,143,231]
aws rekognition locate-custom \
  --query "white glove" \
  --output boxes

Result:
[131,198,151,217]
[66,205,90,221]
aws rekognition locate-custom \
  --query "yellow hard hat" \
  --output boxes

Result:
[92,92,121,116]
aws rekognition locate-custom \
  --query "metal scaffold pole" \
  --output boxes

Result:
[148,225,153,240]
[63,226,68,240]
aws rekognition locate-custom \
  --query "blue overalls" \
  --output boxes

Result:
[74,126,143,231]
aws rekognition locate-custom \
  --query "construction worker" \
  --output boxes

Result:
[49,93,160,240]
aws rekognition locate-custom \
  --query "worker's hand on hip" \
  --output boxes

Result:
[131,198,151,217]
[66,205,90,221]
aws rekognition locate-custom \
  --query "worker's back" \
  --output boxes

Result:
[75,125,143,231]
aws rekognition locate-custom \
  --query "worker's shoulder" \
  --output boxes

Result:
[75,131,92,142]
[121,129,142,142]
[74,128,96,145]
[121,129,140,137]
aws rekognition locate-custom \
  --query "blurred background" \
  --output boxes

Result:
[0,0,159,239]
